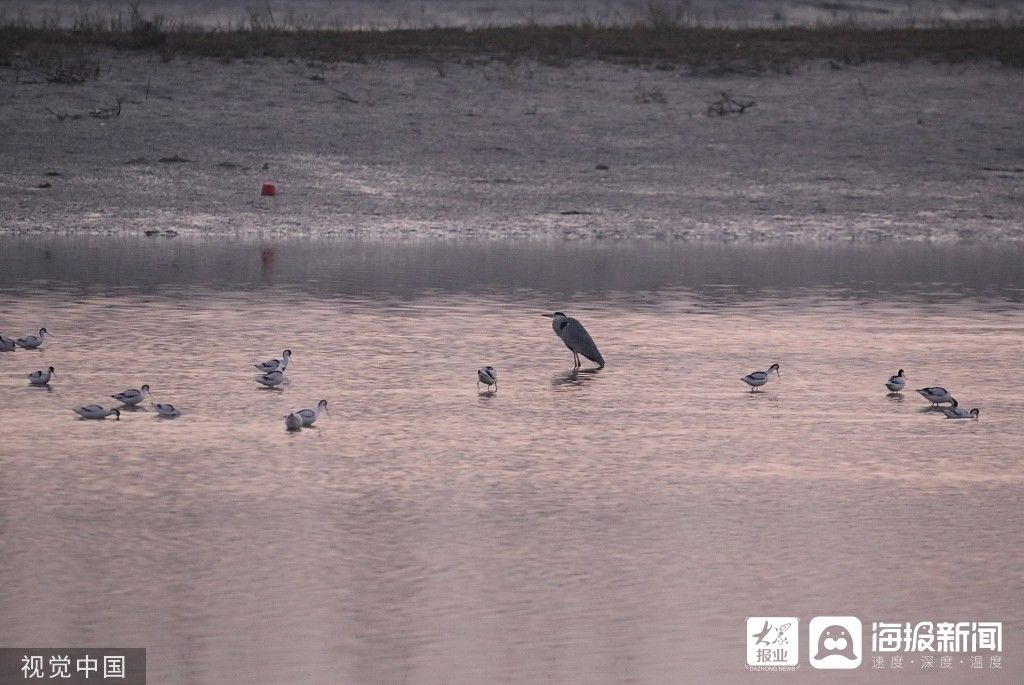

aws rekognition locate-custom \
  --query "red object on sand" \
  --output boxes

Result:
[261,183,277,197]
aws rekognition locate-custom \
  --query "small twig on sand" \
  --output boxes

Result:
[634,82,667,104]
[89,94,125,119]
[329,87,360,104]
[856,78,872,110]
[46,108,80,121]
[706,91,755,116]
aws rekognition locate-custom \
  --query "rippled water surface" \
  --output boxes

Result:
[1,238,1022,683]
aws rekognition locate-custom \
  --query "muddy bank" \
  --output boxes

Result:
[1,54,1022,240]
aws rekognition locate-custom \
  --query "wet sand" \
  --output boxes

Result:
[3,0,1022,29]
[2,55,1022,240]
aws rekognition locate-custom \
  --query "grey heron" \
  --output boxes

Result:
[741,363,780,391]
[477,366,498,391]
[544,312,605,369]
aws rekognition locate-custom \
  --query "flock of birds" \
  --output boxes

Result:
[3,327,328,430]
[4,311,981,427]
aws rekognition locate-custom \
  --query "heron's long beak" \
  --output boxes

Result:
[541,313,554,318]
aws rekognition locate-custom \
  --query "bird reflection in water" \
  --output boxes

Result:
[551,367,602,388]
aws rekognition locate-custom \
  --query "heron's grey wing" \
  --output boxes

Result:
[82,404,103,412]
[564,318,605,366]
[297,409,315,420]
[746,371,768,382]
[122,389,141,398]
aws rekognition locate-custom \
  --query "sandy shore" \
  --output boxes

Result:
[2,53,1022,240]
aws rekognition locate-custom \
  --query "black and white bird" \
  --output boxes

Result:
[296,399,328,427]
[885,369,907,392]
[0,334,15,351]
[16,328,50,349]
[477,366,498,391]
[942,399,980,419]
[256,370,285,388]
[742,363,781,391]
[73,405,120,420]
[152,403,181,417]
[917,387,953,405]
[544,312,605,369]
[255,349,291,373]
[28,366,55,385]
[112,384,151,406]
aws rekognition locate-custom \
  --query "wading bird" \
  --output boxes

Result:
[942,399,980,419]
[885,369,907,392]
[255,349,291,373]
[917,387,953,405]
[257,370,285,388]
[112,384,151,406]
[477,366,498,391]
[16,328,50,349]
[742,364,780,391]
[296,399,328,427]
[28,366,55,385]
[153,403,181,417]
[544,312,605,369]
[0,335,15,351]
[73,405,120,420]
[284,412,303,431]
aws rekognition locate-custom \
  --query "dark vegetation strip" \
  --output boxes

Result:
[2,24,1022,68]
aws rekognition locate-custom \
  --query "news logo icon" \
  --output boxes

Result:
[809,616,863,669]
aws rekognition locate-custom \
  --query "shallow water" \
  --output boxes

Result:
[1,238,1022,683]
